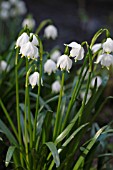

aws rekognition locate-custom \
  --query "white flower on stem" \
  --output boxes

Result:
[91,76,102,88]
[92,43,102,54]
[95,53,113,68]
[65,42,84,62]
[52,80,61,93]
[22,18,36,30]
[20,42,39,60]
[16,32,29,48]
[0,60,10,72]
[30,33,39,46]
[9,0,18,5]
[103,38,113,53]
[44,25,58,39]
[50,50,61,62]
[44,59,57,75]
[29,72,43,88]
[57,54,72,72]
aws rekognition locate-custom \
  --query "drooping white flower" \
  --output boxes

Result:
[44,59,57,75]
[44,25,58,39]
[103,38,113,53]
[20,42,39,60]
[0,60,10,72]
[29,72,43,88]
[30,33,39,46]
[92,43,102,54]
[91,76,102,88]
[9,0,18,5]
[22,18,36,30]
[16,32,29,48]
[50,50,61,62]
[65,42,84,61]
[52,80,61,93]
[95,53,113,68]
[57,54,72,72]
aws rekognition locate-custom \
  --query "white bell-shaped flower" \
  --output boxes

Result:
[50,50,61,62]
[103,38,113,53]
[29,72,43,88]
[0,60,10,72]
[95,53,113,68]
[65,42,84,61]
[52,80,61,93]
[20,41,39,60]
[44,25,58,39]
[92,43,102,54]
[57,54,72,72]
[16,32,29,48]
[22,18,36,30]
[91,76,102,88]
[30,33,39,46]
[44,59,57,75]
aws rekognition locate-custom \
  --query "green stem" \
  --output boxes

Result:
[15,48,23,166]
[0,99,18,139]
[24,59,31,169]
[33,58,43,146]
[53,72,65,141]
[62,55,88,130]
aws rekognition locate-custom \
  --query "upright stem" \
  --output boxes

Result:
[62,56,88,130]
[15,48,23,166]
[53,72,65,141]
[33,46,43,147]
[24,59,31,168]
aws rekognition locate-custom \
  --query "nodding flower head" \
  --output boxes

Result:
[29,72,43,88]
[16,32,29,48]
[44,59,57,75]
[52,80,61,93]
[103,38,113,53]
[57,54,72,72]
[20,41,39,60]
[65,42,84,62]
[44,25,58,39]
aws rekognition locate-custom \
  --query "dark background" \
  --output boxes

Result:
[24,0,113,50]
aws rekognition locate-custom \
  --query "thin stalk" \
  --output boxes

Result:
[33,58,43,146]
[53,72,65,141]
[25,60,33,149]
[62,55,88,130]
[15,48,23,166]
[24,59,30,169]
[0,99,18,139]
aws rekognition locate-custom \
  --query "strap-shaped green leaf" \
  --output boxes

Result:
[5,146,16,167]
[45,142,60,168]
[0,119,17,145]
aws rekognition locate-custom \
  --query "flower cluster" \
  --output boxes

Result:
[0,0,27,20]
[16,32,39,60]
[94,38,113,68]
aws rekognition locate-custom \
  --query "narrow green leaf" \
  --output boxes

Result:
[45,142,60,168]
[5,146,16,167]
[0,119,17,145]
[73,126,107,170]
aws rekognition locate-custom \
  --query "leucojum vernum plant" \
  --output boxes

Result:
[0,22,113,170]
